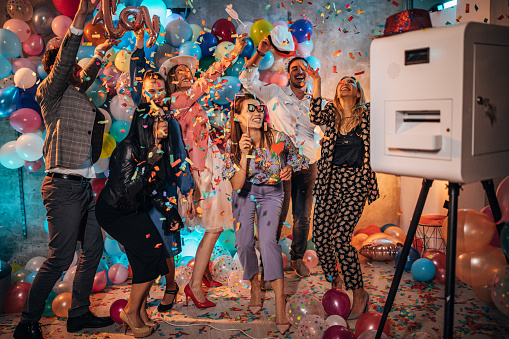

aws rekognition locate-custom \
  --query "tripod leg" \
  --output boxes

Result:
[375,179,433,339]
[444,183,460,339]
[482,179,502,223]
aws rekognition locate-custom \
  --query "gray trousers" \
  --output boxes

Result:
[21,176,103,322]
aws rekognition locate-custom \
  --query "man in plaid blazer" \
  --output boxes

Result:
[14,1,118,338]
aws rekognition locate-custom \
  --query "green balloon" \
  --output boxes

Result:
[225,58,246,77]
[306,239,316,251]
[500,223,509,257]
[218,229,236,253]
[42,290,57,317]
[198,56,215,74]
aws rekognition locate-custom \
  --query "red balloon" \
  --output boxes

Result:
[323,325,355,339]
[187,258,195,269]
[354,311,391,338]
[412,237,424,254]
[422,250,446,270]
[24,159,44,172]
[3,282,31,313]
[322,288,351,319]
[109,299,128,324]
[435,267,446,284]
[91,178,107,201]
[211,18,236,43]
[358,225,381,237]
[9,108,41,133]
[52,0,80,18]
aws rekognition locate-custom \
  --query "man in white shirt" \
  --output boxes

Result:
[239,38,321,278]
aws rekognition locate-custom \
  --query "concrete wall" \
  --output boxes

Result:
[0,0,405,263]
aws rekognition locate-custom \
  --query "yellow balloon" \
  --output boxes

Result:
[456,246,506,287]
[214,41,236,62]
[100,133,116,159]
[114,50,131,73]
[103,47,117,64]
[442,209,496,253]
[52,292,72,318]
[250,20,274,46]
[10,263,23,273]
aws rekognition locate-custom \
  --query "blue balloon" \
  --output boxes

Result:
[305,56,321,72]
[395,246,421,272]
[77,45,96,61]
[0,56,12,79]
[25,271,38,284]
[225,58,246,77]
[290,19,313,43]
[165,20,192,47]
[110,120,131,142]
[0,29,22,58]
[104,238,124,257]
[179,41,202,59]
[381,223,397,233]
[19,85,41,114]
[238,37,254,59]
[210,76,241,105]
[144,34,165,61]
[258,51,274,70]
[96,259,109,273]
[37,63,47,80]
[197,32,217,57]
[115,28,135,50]
[118,253,129,268]
[44,219,49,233]
[85,79,107,107]
[177,256,194,267]
[411,258,436,282]
[42,130,47,141]
[279,238,292,259]
[162,13,184,29]
[0,86,19,118]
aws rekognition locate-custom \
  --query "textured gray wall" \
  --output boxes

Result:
[0,0,404,263]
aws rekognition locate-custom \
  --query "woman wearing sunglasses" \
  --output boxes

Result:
[222,93,308,334]
[302,63,379,320]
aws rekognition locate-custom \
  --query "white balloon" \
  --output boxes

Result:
[99,108,112,133]
[325,315,347,328]
[15,133,44,161]
[214,41,236,63]
[93,157,109,173]
[63,266,77,283]
[237,21,253,35]
[14,67,37,89]
[53,280,73,294]
[0,141,25,169]
[189,24,202,42]
[78,58,92,68]
[109,94,134,122]
[25,256,46,272]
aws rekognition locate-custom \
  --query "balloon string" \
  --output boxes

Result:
[163,320,273,339]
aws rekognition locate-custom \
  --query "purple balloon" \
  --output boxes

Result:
[322,288,351,319]
[323,325,355,339]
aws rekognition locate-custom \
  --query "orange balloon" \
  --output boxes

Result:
[456,246,506,287]
[52,292,72,318]
[358,225,381,237]
[384,226,406,242]
[443,209,496,253]
[84,22,106,46]
[472,285,493,303]
[352,233,368,250]
[362,233,402,246]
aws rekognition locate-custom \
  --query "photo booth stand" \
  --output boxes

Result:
[370,22,509,339]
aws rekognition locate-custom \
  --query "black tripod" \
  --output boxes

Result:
[375,179,503,339]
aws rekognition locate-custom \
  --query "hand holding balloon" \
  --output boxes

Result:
[232,33,249,56]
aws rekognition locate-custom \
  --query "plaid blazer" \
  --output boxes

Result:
[36,30,104,170]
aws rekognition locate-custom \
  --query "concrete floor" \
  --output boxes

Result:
[1,257,508,338]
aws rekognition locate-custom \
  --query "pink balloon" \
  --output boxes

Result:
[24,159,43,172]
[108,263,128,284]
[269,72,288,87]
[497,176,509,223]
[259,69,273,83]
[273,20,289,28]
[435,267,446,284]
[52,15,73,38]
[322,288,351,319]
[303,249,319,268]
[22,35,44,56]
[11,58,36,73]
[92,270,107,292]
[323,325,354,339]
[10,108,41,133]
[110,299,128,324]
[99,66,121,89]
[296,44,310,58]
[3,19,31,43]
[46,37,62,51]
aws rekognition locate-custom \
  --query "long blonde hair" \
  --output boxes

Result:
[332,76,367,132]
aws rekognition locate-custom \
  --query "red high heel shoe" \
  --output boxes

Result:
[184,284,216,308]
[202,275,221,287]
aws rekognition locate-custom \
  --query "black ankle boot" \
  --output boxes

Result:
[14,321,43,339]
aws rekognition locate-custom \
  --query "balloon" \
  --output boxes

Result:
[322,288,351,319]
[497,176,509,223]
[197,32,218,57]
[435,267,446,284]
[140,0,167,20]
[6,0,34,21]
[210,76,241,105]
[14,68,37,89]
[279,238,292,259]
[211,18,236,43]
[250,20,273,46]
[165,19,192,47]
[114,49,131,73]
[395,246,421,271]
[22,35,44,56]
[91,178,107,201]
[179,41,202,59]
[442,209,496,253]
[410,258,436,282]
[63,266,77,283]
[84,22,106,46]
[322,325,354,339]
[10,108,41,133]
[214,41,236,62]
[456,246,506,286]
[228,269,251,296]
[384,226,406,242]
[273,20,288,28]
[305,56,321,72]
[306,239,316,251]
[25,271,38,284]
[358,225,381,237]
[33,7,55,35]
[107,263,128,285]
[10,263,23,273]
[110,120,130,142]
[46,36,62,51]
[25,256,46,272]
[211,255,238,284]
[181,238,200,257]
[0,29,22,58]
[412,237,424,254]
[218,229,236,253]
[105,237,124,257]
[16,133,44,161]
[238,37,254,59]
[357,330,390,339]
[11,269,30,284]
[114,29,135,50]
[110,299,128,324]
[77,45,96,62]
[12,58,36,73]
[297,315,326,339]
[53,280,72,295]
[269,72,288,87]
[52,15,73,38]
[189,24,202,42]
[421,250,446,270]
[100,133,116,159]
[296,44,310,59]
[300,39,314,53]
[3,19,31,43]
[110,93,135,122]
[258,51,274,70]
[0,56,12,79]
[93,157,109,175]
[354,311,390,338]
[491,265,509,315]
[290,19,313,43]
[501,223,509,257]
[3,282,31,313]
[303,250,319,268]
[282,253,289,268]
[43,290,58,317]
[92,270,107,292]
[24,159,43,172]
[472,284,493,303]
[360,237,403,262]
[325,315,347,328]
[52,292,72,318]
[352,233,369,250]
[52,0,80,18]
[0,141,24,169]
[211,245,231,261]
[286,293,325,327]
[175,265,193,291]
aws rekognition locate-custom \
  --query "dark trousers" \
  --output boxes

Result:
[21,176,103,322]
[277,163,318,260]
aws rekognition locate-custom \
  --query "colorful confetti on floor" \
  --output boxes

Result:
[1,257,508,338]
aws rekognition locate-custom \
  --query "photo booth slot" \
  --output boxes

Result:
[370,22,509,339]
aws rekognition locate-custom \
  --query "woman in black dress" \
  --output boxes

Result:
[96,104,183,337]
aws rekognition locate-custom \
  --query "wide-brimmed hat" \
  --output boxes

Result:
[373,9,432,39]
[159,55,198,78]
[268,26,296,56]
